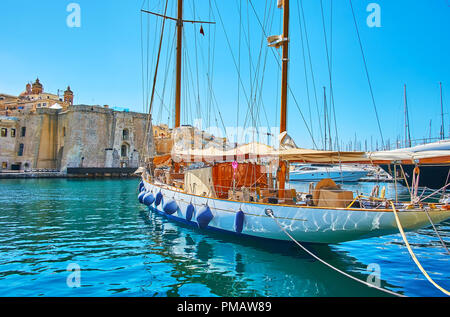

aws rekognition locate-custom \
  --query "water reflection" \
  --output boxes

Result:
[139,209,400,297]
[0,179,447,297]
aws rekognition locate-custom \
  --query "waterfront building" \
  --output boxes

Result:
[0,78,73,115]
[0,79,154,173]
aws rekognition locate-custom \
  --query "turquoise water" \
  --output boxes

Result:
[0,178,448,297]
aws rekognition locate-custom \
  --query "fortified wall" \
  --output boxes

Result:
[0,105,153,173]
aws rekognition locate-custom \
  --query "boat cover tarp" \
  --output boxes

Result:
[172,142,276,163]
[366,150,450,163]
[168,128,450,164]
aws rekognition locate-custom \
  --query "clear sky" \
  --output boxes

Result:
[0,0,449,150]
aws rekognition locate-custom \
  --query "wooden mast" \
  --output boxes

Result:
[278,0,289,200]
[175,0,183,128]
[280,0,289,133]
[140,2,214,173]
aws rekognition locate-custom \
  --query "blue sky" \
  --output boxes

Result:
[0,0,449,150]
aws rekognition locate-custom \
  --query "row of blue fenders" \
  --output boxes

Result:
[137,181,245,233]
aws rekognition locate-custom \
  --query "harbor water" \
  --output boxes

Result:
[0,178,448,297]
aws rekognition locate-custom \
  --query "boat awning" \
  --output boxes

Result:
[367,150,450,164]
[152,154,172,167]
[171,142,277,163]
[278,148,369,164]
[279,148,450,164]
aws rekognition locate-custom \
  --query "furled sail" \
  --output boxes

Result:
[267,35,286,48]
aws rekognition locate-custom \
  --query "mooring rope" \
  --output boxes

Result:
[422,208,450,255]
[265,209,404,297]
[389,202,450,296]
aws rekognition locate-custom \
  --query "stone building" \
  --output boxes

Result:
[0,105,153,172]
[0,79,154,173]
[0,78,73,115]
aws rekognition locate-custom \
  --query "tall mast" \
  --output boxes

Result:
[404,84,411,147]
[279,0,289,133]
[440,82,444,140]
[277,0,289,200]
[141,1,214,132]
[175,0,183,128]
[324,87,327,151]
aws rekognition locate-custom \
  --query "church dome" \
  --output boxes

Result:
[31,78,43,94]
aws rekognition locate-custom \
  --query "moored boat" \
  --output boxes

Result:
[137,0,450,245]
[289,164,368,182]
[139,177,450,244]
[378,140,450,189]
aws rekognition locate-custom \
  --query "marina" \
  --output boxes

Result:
[0,0,449,301]
[0,178,448,297]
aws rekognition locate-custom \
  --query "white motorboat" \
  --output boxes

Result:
[289,164,369,182]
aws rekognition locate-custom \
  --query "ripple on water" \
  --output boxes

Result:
[0,178,449,297]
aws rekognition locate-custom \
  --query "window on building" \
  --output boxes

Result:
[1,162,7,169]
[21,127,26,137]
[18,143,24,156]
[1,128,7,137]
[122,129,129,141]
[11,129,16,137]
[121,144,128,157]
[63,127,66,136]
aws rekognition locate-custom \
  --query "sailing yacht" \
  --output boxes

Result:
[137,0,450,244]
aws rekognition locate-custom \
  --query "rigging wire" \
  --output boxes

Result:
[349,0,385,147]
[296,0,322,149]
[141,0,169,158]
[248,0,318,149]
[296,4,315,145]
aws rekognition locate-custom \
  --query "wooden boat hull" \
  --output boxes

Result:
[142,179,450,244]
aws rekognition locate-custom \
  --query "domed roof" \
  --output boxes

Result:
[32,78,43,88]
[64,86,73,94]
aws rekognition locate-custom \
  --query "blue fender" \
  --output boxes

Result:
[138,190,146,203]
[138,181,144,192]
[155,191,163,207]
[197,205,213,229]
[186,203,195,221]
[143,192,155,206]
[235,210,245,233]
[163,199,179,215]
